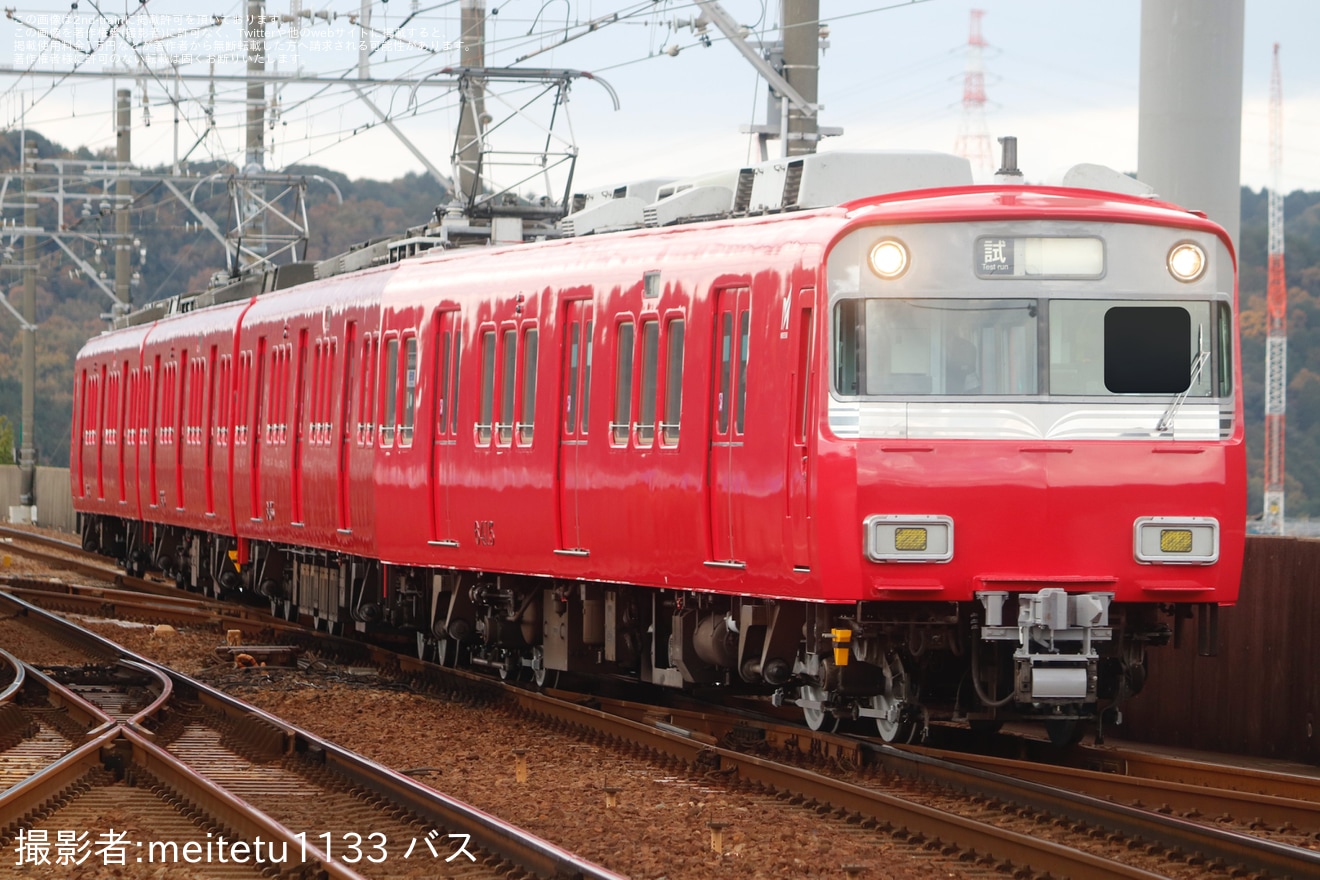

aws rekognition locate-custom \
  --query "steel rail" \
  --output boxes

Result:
[2,582,286,631]
[119,724,369,880]
[0,590,629,880]
[1,658,364,880]
[17,662,118,734]
[0,647,23,705]
[14,552,1317,877]
[520,688,1320,878]
[915,745,1320,831]
[1077,744,1320,805]
[865,743,1320,879]
[0,727,122,832]
[504,685,1167,879]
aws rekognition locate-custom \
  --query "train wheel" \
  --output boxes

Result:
[871,657,915,743]
[800,684,838,733]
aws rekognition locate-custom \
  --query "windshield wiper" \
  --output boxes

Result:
[1157,326,1210,434]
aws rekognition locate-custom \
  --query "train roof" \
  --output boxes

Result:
[105,151,1229,334]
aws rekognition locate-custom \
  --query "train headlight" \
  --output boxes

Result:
[1134,517,1218,564]
[865,515,953,563]
[1167,242,1206,282]
[868,239,909,279]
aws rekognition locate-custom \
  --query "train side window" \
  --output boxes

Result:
[566,322,580,430]
[717,312,732,434]
[581,319,593,433]
[358,336,374,446]
[498,328,517,445]
[612,321,635,445]
[237,354,250,445]
[662,318,685,446]
[312,341,323,443]
[382,336,399,446]
[450,334,462,436]
[637,319,659,446]
[518,327,538,445]
[435,316,462,438]
[438,329,453,436]
[478,330,495,444]
[401,336,418,446]
[794,307,813,444]
[736,309,750,434]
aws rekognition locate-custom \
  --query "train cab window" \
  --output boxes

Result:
[833,298,1038,396]
[381,337,398,446]
[498,329,517,445]
[637,319,659,445]
[612,321,635,444]
[662,319,685,446]
[1217,302,1233,397]
[478,330,496,444]
[1050,300,1211,397]
[401,336,418,446]
[518,328,538,444]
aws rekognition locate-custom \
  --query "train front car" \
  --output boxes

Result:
[810,187,1245,742]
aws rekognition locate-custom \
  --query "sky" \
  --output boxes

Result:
[0,0,1316,203]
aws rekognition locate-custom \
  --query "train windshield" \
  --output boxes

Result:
[832,298,1219,399]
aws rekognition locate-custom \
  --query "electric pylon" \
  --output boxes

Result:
[1262,43,1287,534]
[954,10,992,176]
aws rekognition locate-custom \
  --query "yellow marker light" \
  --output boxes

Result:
[1167,242,1206,282]
[868,239,909,279]
[894,527,928,552]
[831,628,852,667]
[1160,529,1194,553]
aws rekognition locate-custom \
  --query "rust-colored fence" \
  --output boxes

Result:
[1122,536,1320,763]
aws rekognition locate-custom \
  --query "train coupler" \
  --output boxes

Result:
[977,588,1113,703]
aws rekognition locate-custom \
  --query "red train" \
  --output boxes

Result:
[72,151,1245,742]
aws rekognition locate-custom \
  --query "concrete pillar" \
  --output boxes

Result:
[1138,0,1245,244]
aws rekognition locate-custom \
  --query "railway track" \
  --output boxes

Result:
[7,531,1320,878]
[0,592,625,880]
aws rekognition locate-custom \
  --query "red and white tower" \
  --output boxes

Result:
[1263,43,1287,534]
[954,10,992,176]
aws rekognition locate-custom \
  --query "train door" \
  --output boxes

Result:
[176,357,188,510]
[249,338,266,522]
[786,287,815,570]
[205,345,217,515]
[148,357,159,508]
[429,310,461,545]
[557,298,592,553]
[96,364,106,500]
[338,321,356,532]
[292,328,308,524]
[709,287,751,564]
[118,360,129,504]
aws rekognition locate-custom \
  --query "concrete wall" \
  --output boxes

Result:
[0,466,75,533]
